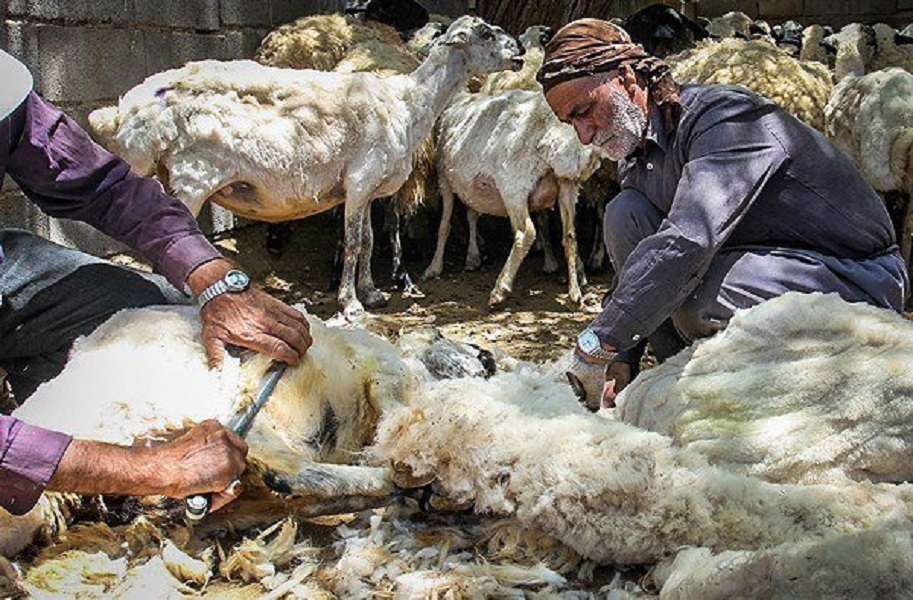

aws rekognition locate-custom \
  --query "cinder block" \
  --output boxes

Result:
[846,0,896,14]
[5,0,135,24]
[421,0,469,17]
[49,218,131,257]
[143,30,247,74]
[220,0,271,27]
[3,22,41,71]
[804,0,848,14]
[270,0,336,27]
[243,29,271,58]
[35,26,147,103]
[135,0,219,31]
[757,0,803,19]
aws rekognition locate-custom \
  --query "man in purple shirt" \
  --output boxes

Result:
[538,20,907,407]
[0,50,312,516]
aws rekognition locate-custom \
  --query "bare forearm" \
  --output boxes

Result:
[46,420,248,501]
[46,439,162,497]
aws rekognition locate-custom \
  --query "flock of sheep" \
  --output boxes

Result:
[87,5,913,316]
[5,3,913,598]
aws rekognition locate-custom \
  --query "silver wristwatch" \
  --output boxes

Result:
[197,269,251,308]
[576,327,615,361]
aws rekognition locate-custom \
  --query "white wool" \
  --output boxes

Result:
[88,16,520,315]
[825,23,876,80]
[824,68,913,264]
[617,292,913,485]
[22,550,128,597]
[219,518,317,583]
[372,369,913,567]
[669,38,833,131]
[427,89,604,307]
[706,11,754,39]
[654,525,913,599]
[255,13,431,211]
[15,306,233,445]
[15,305,412,467]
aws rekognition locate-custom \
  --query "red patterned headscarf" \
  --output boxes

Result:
[538,19,681,133]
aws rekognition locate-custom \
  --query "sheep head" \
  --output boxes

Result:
[435,16,522,75]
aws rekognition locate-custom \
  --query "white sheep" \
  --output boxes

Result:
[88,16,521,317]
[616,292,913,485]
[425,89,604,308]
[823,22,913,270]
[479,24,551,94]
[253,11,431,290]
[825,68,913,240]
[9,294,913,596]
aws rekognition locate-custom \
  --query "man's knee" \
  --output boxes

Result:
[603,190,662,268]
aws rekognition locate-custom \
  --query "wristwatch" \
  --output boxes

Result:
[576,328,615,361]
[197,269,251,308]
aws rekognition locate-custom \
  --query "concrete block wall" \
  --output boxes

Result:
[693,0,913,28]
[0,0,465,257]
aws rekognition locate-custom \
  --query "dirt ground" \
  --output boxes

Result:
[192,208,616,365]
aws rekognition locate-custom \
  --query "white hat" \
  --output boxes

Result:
[0,49,33,120]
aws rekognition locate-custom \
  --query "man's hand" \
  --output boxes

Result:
[187,259,312,369]
[48,420,249,513]
[601,361,632,409]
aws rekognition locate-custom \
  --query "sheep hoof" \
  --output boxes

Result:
[488,293,508,311]
[421,267,441,281]
[342,300,366,321]
[465,261,481,272]
[542,262,559,275]
[363,289,390,309]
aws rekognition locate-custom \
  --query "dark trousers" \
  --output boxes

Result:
[604,190,908,367]
[0,229,190,401]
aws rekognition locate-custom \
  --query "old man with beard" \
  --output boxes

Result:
[540,19,907,407]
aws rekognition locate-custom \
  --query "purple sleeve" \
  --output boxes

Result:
[4,92,221,288]
[0,415,71,516]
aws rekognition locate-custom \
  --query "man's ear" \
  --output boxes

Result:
[617,64,646,105]
[618,64,639,92]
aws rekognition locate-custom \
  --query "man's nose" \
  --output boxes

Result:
[573,119,595,145]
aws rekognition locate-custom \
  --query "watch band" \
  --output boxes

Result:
[197,270,250,308]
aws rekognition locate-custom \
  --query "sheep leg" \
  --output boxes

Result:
[356,203,389,309]
[489,207,536,309]
[423,181,455,279]
[259,462,398,517]
[339,200,368,318]
[558,180,583,305]
[588,196,608,272]
[537,211,560,274]
[384,202,420,295]
[465,207,483,271]
[901,194,913,293]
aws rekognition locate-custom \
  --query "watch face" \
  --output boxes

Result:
[578,329,600,353]
[225,270,250,292]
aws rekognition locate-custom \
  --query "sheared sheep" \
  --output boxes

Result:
[254,11,430,292]
[426,89,605,308]
[479,24,552,94]
[88,16,522,318]
[9,293,913,596]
